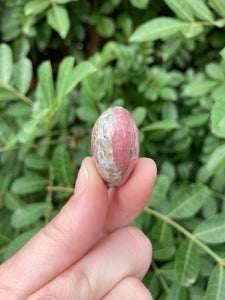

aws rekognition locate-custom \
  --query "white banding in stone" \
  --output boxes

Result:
[93,108,122,186]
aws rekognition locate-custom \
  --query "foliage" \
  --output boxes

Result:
[1,0,225,298]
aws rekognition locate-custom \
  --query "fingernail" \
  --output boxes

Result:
[74,160,88,199]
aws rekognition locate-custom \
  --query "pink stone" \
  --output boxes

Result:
[91,106,139,187]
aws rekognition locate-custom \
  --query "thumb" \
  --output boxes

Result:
[0,157,108,299]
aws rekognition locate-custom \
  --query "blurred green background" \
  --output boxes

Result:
[1,0,225,299]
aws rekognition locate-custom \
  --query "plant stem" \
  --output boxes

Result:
[144,207,225,266]
[151,260,169,293]
[210,189,225,202]
[0,79,33,105]
[46,186,74,193]
[0,136,73,153]
[45,173,54,224]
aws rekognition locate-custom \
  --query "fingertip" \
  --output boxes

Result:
[78,157,108,195]
[114,157,157,199]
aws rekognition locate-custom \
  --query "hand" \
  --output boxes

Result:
[0,157,157,300]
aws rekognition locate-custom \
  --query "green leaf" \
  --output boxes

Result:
[12,37,30,61]
[204,264,225,300]
[205,144,225,175]
[220,47,225,59]
[211,98,225,138]
[183,80,217,97]
[129,17,186,42]
[5,192,22,211]
[162,102,178,120]
[205,63,225,81]
[149,174,170,207]
[76,105,98,124]
[189,287,204,300]
[165,0,194,21]
[153,243,176,261]
[56,0,78,3]
[11,176,48,194]
[182,113,209,128]
[160,87,178,101]
[47,5,70,39]
[132,107,147,126]
[175,239,200,287]
[194,213,225,244]
[187,0,214,22]
[97,17,115,38]
[152,220,174,247]
[56,56,75,101]
[52,145,75,186]
[0,43,13,83]
[14,57,32,94]
[17,119,41,143]
[129,0,149,9]
[4,229,40,260]
[6,102,31,117]
[142,120,180,132]
[64,61,97,96]
[25,0,50,15]
[165,282,188,300]
[181,23,203,38]
[11,202,51,228]
[24,153,49,170]
[209,0,225,18]
[0,88,19,101]
[168,183,208,219]
[37,60,55,107]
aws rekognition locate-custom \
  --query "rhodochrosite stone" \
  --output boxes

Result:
[91,106,139,187]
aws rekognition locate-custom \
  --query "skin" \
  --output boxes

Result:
[0,157,157,300]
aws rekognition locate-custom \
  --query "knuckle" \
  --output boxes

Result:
[72,265,93,299]
[42,219,65,246]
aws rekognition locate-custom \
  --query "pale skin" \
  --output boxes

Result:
[0,157,157,300]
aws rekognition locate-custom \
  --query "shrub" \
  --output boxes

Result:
[1,0,225,298]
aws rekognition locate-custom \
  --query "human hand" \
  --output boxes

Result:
[0,157,157,300]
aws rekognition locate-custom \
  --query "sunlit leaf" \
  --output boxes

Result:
[187,0,214,22]
[0,43,13,83]
[64,61,97,96]
[56,56,75,101]
[25,0,50,15]
[14,57,32,94]
[204,144,225,175]
[129,0,149,9]
[211,98,225,138]
[209,0,225,18]
[129,17,186,42]
[183,80,217,97]
[47,5,70,39]
[37,60,55,107]
[165,0,194,21]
